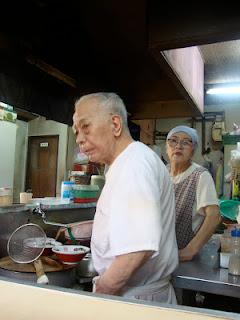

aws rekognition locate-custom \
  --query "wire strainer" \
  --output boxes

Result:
[7,223,47,264]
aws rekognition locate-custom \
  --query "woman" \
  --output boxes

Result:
[166,125,221,262]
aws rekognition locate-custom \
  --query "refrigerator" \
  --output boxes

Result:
[0,121,17,189]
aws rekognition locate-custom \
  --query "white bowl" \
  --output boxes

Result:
[24,237,62,256]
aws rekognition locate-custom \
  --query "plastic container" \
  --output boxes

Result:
[220,229,232,253]
[72,185,99,203]
[220,252,230,268]
[61,181,74,202]
[20,192,33,204]
[219,199,240,221]
[0,188,13,206]
[228,228,240,275]
[198,236,220,268]
[90,175,105,194]
[64,220,93,241]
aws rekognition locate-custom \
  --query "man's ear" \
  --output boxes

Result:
[111,115,122,137]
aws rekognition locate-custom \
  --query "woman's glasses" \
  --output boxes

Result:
[167,138,192,148]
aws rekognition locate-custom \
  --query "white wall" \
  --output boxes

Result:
[28,117,69,197]
[0,121,17,189]
[13,120,28,202]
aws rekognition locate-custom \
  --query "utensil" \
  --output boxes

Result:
[7,223,49,284]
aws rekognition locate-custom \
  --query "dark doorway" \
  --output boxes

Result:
[26,135,59,198]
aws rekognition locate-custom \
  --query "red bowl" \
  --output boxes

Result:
[52,245,90,265]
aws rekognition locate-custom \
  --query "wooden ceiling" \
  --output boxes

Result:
[1,1,240,123]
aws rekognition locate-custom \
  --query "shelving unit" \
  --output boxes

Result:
[222,134,240,145]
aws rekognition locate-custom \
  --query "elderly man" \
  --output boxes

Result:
[72,92,178,303]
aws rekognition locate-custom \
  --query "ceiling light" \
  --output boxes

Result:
[206,86,240,95]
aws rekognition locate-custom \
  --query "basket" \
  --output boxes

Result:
[64,220,93,241]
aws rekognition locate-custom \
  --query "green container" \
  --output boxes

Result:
[73,185,100,199]
[219,199,240,221]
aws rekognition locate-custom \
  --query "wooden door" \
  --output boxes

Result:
[26,135,59,198]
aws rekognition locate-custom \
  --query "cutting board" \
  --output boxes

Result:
[0,256,70,272]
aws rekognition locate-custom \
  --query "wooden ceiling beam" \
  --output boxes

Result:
[26,54,77,88]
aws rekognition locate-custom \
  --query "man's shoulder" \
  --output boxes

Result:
[125,141,168,174]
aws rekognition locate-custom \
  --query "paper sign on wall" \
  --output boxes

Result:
[40,142,49,147]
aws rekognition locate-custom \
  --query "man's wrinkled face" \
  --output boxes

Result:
[72,98,115,164]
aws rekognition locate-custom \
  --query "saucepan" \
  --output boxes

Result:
[76,253,97,278]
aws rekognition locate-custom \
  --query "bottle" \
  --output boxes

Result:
[228,228,240,275]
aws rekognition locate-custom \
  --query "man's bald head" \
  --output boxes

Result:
[75,92,129,131]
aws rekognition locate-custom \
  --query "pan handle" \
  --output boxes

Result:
[33,259,49,284]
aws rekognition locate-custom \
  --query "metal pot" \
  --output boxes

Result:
[76,253,97,278]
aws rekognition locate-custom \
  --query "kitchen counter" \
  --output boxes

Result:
[172,258,240,299]
[1,276,239,320]
[0,201,97,214]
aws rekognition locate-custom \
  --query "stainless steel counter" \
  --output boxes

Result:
[0,201,96,214]
[172,259,240,299]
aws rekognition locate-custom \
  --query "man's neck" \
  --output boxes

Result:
[108,134,134,166]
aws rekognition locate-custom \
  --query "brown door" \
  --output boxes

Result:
[26,135,59,198]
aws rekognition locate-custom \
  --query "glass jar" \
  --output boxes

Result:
[228,228,240,275]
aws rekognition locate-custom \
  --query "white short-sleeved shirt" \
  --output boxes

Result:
[91,141,178,287]
[171,162,219,232]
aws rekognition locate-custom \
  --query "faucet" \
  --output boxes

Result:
[32,202,46,219]
[32,203,73,228]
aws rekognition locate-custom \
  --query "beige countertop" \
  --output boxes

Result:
[0,277,239,320]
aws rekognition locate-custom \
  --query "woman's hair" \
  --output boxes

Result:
[166,125,199,150]
[75,92,129,130]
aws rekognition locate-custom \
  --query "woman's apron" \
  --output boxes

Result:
[174,167,206,249]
